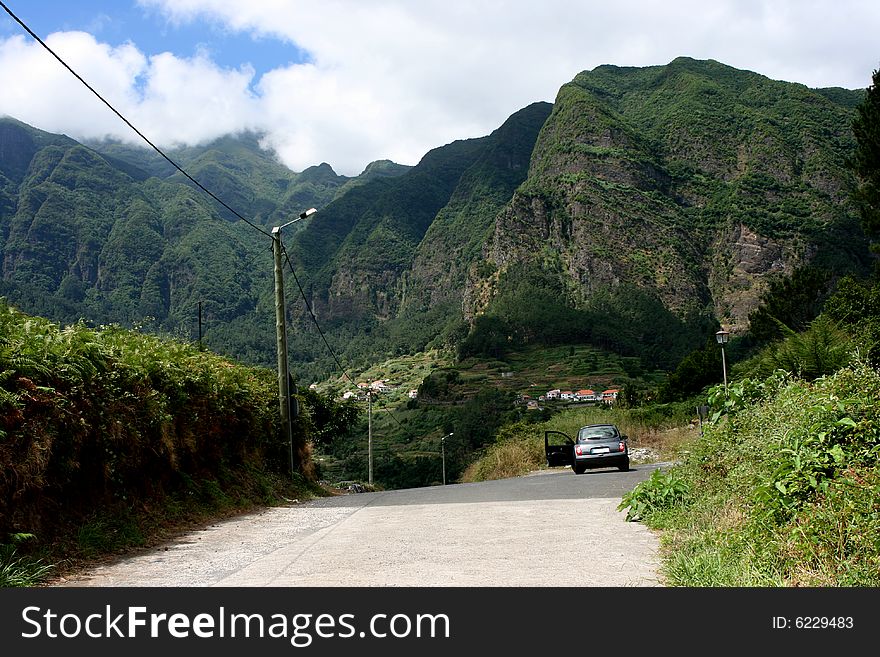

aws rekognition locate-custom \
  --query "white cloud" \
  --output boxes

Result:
[2,1,880,176]
[0,30,259,148]
[134,50,260,145]
[0,31,147,140]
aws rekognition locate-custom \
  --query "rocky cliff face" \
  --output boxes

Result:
[708,222,806,335]
[402,103,552,316]
[296,103,552,327]
[469,58,868,338]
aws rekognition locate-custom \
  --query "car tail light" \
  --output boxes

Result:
[575,446,583,455]
[619,442,625,452]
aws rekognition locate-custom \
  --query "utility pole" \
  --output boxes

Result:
[367,390,373,486]
[271,208,317,480]
[272,226,293,478]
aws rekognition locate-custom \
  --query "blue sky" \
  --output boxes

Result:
[2,1,880,175]
[0,1,310,81]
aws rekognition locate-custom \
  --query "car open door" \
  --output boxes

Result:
[544,430,574,467]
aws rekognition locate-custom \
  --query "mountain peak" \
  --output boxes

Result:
[359,159,411,178]
[298,162,341,182]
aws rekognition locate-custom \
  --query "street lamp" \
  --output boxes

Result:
[715,329,730,397]
[367,390,374,486]
[442,432,453,486]
[272,207,317,479]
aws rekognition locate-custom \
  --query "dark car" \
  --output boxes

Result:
[545,424,629,474]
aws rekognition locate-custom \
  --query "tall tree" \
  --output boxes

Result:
[852,66,880,250]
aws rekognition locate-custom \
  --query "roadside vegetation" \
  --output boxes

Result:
[0,298,348,586]
[621,363,880,586]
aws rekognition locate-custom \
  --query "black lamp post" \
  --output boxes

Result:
[715,329,730,397]
[442,433,453,486]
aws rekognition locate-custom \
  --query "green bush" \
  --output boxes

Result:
[0,298,300,547]
[734,315,864,381]
[618,468,690,522]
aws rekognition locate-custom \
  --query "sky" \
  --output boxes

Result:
[1,0,879,176]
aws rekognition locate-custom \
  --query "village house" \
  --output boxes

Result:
[369,379,393,393]
[544,387,614,402]
[602,389,620,403]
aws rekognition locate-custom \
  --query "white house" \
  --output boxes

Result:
[602,389,620,402]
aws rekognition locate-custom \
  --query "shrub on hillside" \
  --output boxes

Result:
[0,299,298,544]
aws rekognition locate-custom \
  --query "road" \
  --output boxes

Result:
[58,464,667,587]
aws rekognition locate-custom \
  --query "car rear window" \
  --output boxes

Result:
[577,427,618,442]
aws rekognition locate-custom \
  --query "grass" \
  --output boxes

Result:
[619,362,880,586]
[0,534,55,587]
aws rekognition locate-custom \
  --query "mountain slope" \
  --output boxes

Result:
[279,102,553,374]
[0,121,411,359]
[464,58,870,368]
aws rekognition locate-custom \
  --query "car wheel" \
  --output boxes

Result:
[618,458,630,472]
[572,463,586,475]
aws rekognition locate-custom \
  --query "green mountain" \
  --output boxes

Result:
[0,121,408,368]
[86,134,372,225]
[0,58,872,383]
[463,58,870,368]
[285,102,553,359]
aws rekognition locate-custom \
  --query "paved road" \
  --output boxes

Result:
[58,464,667,587]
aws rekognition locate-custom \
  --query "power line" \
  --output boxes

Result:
[0,1,273,240]
[281,248,416,436]
[281,247,356,388]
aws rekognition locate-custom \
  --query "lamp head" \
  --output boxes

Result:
[277,208,318,231]
[715,329,730,345]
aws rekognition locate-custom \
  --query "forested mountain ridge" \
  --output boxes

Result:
[0,118,406,367]
[285,102,553,341]
[0,58,873,381]
[461,58,870,368]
